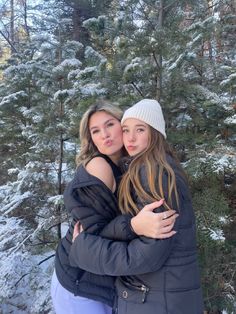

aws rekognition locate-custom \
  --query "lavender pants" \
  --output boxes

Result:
[51,270,112,314]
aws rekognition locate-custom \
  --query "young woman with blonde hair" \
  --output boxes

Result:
[51,100,177,314]
[70,99,204,314]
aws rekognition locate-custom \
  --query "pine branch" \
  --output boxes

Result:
[131,82,144,97]
[14,254,55,287]
[38,254,55,265]
[15,272,30,286]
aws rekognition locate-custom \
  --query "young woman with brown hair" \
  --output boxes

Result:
[70,99,204,314]
[51,100,177,314]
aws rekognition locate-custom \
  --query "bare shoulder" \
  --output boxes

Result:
[86,157,115,192]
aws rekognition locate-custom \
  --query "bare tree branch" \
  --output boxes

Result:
[131,82,144,97]
[38,254,55,265]
[0,29,18,53]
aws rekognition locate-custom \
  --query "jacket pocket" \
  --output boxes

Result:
[116,277,149,304]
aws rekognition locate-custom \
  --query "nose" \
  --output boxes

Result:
[101,128,109,139]
[127,131,135,142]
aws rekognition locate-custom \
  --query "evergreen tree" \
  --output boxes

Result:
[0,0,235,312]
[81,1,236,312]
[0,3,82,311]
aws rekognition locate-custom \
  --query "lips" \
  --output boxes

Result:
[104,140,113,147]
[126,145,136,151]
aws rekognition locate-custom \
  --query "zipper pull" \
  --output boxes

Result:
[141,285,149,303]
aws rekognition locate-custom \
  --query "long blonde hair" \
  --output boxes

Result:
[118,127,183,215]
[76,100,123,167]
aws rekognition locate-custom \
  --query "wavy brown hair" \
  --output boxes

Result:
[76,100,123,167]
[118,127,184,215]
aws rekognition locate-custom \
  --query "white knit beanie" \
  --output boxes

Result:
[121,99,166,138]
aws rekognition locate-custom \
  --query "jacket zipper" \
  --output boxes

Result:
[141,284,149,303]
[120,278,150,303]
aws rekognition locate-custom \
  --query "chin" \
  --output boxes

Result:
[128,152,136,156]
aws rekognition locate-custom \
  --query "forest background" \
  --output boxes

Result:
[0,0,235,313]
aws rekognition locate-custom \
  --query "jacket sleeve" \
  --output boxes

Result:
[69,169,184,275]
[69,226,179,276]
[68,184,136,241]
[99,214,136,241]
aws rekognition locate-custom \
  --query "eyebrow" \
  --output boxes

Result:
[122,123,147,128]
[90,118,116,131]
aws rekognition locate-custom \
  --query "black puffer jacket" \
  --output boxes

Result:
[55,160,135,307]
[69,156,204,314]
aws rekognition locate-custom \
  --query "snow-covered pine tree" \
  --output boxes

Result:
[0,3,83,312]
[0,0,235,312]
[81,1,236,312]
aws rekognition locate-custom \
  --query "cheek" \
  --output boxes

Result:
[91,134,100,149]
[115,126,123,141]
[143,135,149,148]
[122,133,128,145]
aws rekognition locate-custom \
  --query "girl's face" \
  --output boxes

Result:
[122,118,150,156]
[89,111,123,163]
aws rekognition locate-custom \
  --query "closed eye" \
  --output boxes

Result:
[107,122,115,127]
[91,129,99,134]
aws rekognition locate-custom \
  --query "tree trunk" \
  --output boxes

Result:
[56,27,64,240]
[10,0,15,54]
[57,132,64,239]
[156,0,163,101]
[23,0,30,38]
[64,0,92,60]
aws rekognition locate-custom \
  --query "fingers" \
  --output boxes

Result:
[158,230,177,239]
[147,212,178,239]
[74,221,81,231]
[162,222,175,233]
[162,209,176,220]
[148,227,177,239]
[163,212,168,219]
[80,224,84,232]
[72,221,81,243]
[143,199,164,211]
[162,211,179,227]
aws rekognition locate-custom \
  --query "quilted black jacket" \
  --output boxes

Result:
[54,159,135,307]
[69,156,204,314]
